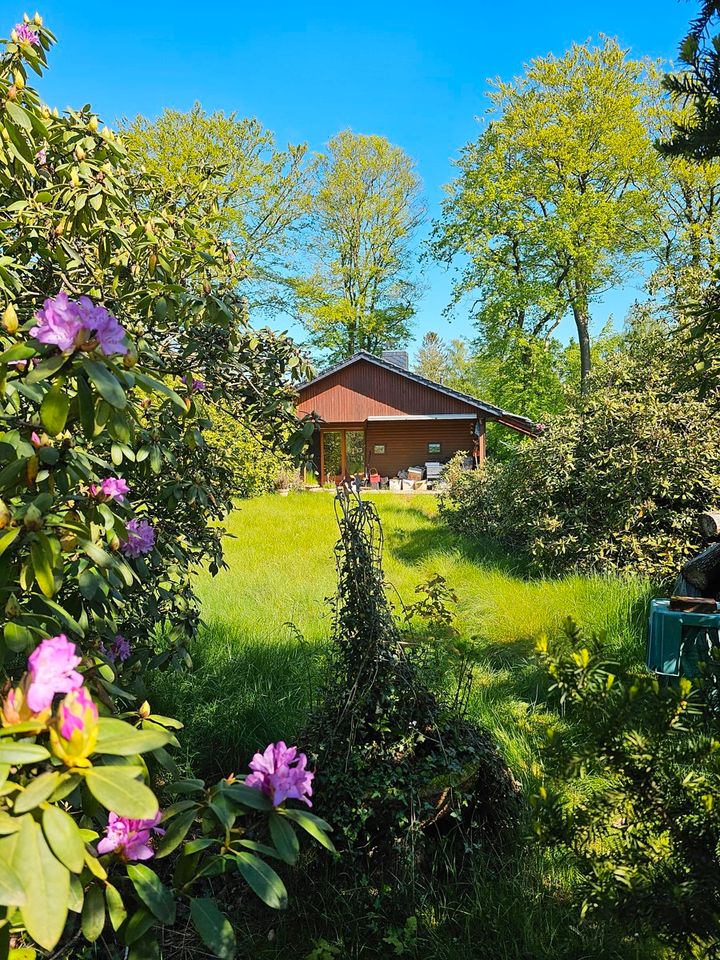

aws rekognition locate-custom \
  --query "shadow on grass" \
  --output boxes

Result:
[146,624,325,781]
[379,502,531,577]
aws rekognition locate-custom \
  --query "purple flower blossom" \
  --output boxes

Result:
[58,686,97,739]
[14,22,39,46]
[121,519,155,558]
[89,477,129,501]
[184,374,206,393]
[30,431,41,447]
[30,292,128,356]
[245,741,314,807]
[76,296,128,356]
[97,811,164,861]
[30,292,83,351]
[101,634,131,664]
[26,634,83,713]
[35,147,47,165]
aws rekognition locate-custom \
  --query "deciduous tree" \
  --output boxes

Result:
[433,39,661,392]
[296,130,424,363]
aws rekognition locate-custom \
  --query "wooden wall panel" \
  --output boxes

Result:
[365,419,481,477]
[297,359,477,423]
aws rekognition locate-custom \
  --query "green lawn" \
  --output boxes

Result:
[147,491,658,959]
[150,491,651,779]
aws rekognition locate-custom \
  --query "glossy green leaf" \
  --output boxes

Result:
[127,863,176,924]
[234,852,287,909]
[14,772,60,815]
[105,882,127,932]
[83,359,126,410]
[85,766,159,819]
[0,527,21,559]
[154,807,196,859]
[42,805,86,874]
[190,898,236,959]
[96,718,171,756]
[224,780,272,811]
[278,808,336,852]
[30,533,55,598]
[81,884,105,942]
[0,743,49,765]
[39,383,69,435]
[13,816,69,951]
[269,812,300,865]
[123,906,155,945]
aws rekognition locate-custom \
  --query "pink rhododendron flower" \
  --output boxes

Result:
[30,432,40,446]
[120,519,155,558]
[50,686,99,767]
[30,292,84,351]
[97,811,164,861]
[58,686,97,739]
[245,741,314,807]
[35,147,47,165]
[30,292,128,356]
[89,477,129,501]
[76,296,128,356]
[26,634,83,713]
[14,22,39,45]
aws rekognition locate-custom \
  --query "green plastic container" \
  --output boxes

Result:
[647,599,720,677]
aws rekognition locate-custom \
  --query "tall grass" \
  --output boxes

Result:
[146,492,658,959]
[150,493,652,782]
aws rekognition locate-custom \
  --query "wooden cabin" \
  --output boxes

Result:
[297,351,535,483]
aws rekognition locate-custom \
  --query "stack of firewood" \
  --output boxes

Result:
[673,511,720,610]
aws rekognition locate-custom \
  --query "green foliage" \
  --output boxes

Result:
[295,130,424,362]
[661,1,720,162]
[123,103,310,314]
[0,17,329,958]
[433,38,662,390]
[440,327,720,579]
[307,490,520,864]
[532,618,720,952]
[204,402,296,499]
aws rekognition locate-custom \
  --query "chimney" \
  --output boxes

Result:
[381,350,409,370]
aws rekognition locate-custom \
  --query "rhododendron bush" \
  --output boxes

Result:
[0,14,330,959]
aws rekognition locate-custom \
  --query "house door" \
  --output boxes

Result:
[321,429,366,484]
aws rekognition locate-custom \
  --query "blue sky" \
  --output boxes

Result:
[11,0,693,353]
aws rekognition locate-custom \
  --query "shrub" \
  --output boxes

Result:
[440,361,720,580]
[0,17,329,957]
[204,402,295,499]
[532,618,720,953]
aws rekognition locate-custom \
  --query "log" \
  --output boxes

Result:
[669,596,718,613]
[681,541,720,592]
[700,511,720,539]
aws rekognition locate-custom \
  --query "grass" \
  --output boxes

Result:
[147,491,659,959]
[150,492,652,779]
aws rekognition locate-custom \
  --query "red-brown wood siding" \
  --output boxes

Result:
[297,358,478,424]
[365,420,482,477]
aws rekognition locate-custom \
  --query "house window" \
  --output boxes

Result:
[428,442,441,454]
[373,444,386,454]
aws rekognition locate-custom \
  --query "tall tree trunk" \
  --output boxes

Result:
[571,284,591,394]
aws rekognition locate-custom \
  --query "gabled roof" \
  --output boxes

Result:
[298,351,537,436]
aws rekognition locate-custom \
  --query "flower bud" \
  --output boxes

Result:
[34,12,42,25]
[14,72,24,91]
[122,344,138,369]
[88,116,99,133]
[4,593,20,619]
[0,499,10,529]
[2,681,50,730]
[2,303,18,334]
[23,504,43,530]
[49,688,98,768]
[138,700,151,719]
[70,171,80,187]
[11,29,18,43]
[74,146,86,161]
